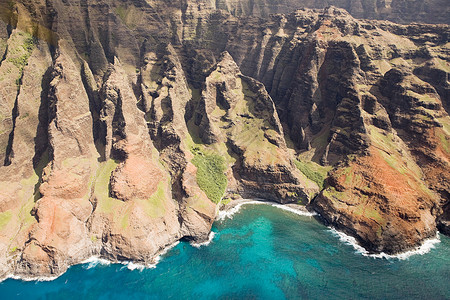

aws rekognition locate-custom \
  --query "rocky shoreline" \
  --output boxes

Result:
[1,197,444,282]
[0,198,270,282]
[219,199,444,257]
[218,198,316,220]
[0,1,448,280]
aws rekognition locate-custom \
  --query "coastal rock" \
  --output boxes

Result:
[314,142,438,254]
[15,48,96,277]
[188,52,319,203]
[0,0,448,280]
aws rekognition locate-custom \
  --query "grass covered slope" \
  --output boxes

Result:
[185,52,319,204]
[294,160,330,190]
[0,2,448,280]
[192,148,227,204]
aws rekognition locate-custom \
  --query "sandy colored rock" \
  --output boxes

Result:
[0,0,448,280]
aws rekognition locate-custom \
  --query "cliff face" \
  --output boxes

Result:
[0,0,449,278]
[218,7,449,253]
[160,0,450,24]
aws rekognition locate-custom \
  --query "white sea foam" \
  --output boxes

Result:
[270,203,317,217]
[148,240,181,265]
[1,203,441,283]
[86,241,181,272]
[2,274,59,282]
[216,200,263,221]
[0,259,106,283]
[216,199,316,221]
[329,228,441,260]
[190,231,216,248]
[119,261,153,271]
[158,240,180,257]
[82,256,111,269]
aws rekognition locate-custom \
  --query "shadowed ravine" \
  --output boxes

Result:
[0,0,449,280]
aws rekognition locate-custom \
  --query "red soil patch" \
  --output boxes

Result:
[111,155,163,201]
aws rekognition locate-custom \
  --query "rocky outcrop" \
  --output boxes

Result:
[0,4,216,277]
[162,0,450,24]
[207,7,448,254]
[188,52,319,203]
[0,0,449,279]
[15,47,97,276]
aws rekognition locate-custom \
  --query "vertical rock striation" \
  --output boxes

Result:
[0,0,448,278]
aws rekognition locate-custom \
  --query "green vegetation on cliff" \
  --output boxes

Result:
[143,180,167,218]
[0,210,12,231]
[94,159,120,213]
[7,32,34,73]
[192,147,227,204]
[294,160,329,189]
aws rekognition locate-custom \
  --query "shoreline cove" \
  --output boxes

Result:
[217,199,442,261]
[216,198,317,221]
[0,199,443,283]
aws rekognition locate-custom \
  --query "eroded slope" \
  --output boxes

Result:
[0,1,449,278]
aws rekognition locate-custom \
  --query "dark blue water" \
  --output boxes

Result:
[1,204,449,299]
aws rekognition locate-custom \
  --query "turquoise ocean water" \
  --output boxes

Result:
[1,203,449,299]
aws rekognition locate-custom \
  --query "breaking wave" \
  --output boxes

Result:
[190,231,216,248]
[329,228,441,260]
[82,257,111,269]
[270,203,317,217]
[119,261,154,271]
[216,199,316,221]
[216,200,263,221]
[2,274,59,282]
